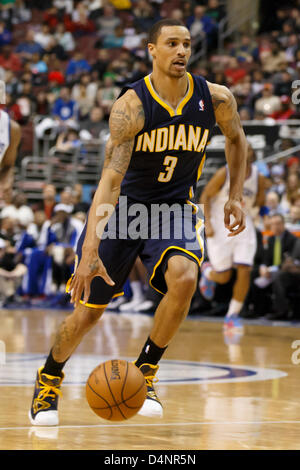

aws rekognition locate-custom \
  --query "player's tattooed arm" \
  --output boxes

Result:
[69,91,145,304]
[207,82,248,236]
[103,90,145,178]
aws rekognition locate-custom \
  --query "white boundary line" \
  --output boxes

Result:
[1,420,300,431]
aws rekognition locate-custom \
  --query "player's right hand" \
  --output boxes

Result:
[224,199,246,237]
[69,251,115,307]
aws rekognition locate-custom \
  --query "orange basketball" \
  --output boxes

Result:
[86,359,147,421]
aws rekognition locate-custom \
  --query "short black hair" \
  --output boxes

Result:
[148,19,186,44]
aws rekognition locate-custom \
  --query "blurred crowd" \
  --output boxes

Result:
[0,0,299,318]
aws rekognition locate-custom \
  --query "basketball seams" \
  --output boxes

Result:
[86,360,147,420]
[103,361,127,420]
[121,377,147,409]
[120,360,129,403]
[86,381,112,420]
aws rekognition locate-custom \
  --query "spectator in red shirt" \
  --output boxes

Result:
[0,93,22,122]
[0,45,22,72]
[270,95,296,120]
[224,57,247,86]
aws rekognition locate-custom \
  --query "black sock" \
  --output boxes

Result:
[135,337,168,367]
[43,349,69,377]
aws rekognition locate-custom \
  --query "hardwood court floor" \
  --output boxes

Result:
[0,307,300,450]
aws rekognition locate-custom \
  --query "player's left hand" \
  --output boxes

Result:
[224,199,246,237]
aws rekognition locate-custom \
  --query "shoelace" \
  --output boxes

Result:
[145,374,158,388]
[33,382,62,413]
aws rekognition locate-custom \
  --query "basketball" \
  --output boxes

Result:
[86,359,147,421]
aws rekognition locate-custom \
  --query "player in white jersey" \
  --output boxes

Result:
[0,109,21,201]
[199,143,265,332]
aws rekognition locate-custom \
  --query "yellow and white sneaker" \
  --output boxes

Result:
[136,363,163,418]
[29,367,64,426]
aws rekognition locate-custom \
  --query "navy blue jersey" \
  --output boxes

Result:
[119,73,216,203]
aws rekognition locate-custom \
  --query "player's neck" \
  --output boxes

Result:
[150,71,189,109]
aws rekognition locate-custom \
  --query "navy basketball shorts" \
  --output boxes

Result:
[70,197,205,308]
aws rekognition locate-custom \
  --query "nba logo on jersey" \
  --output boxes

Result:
[199,99,205,111]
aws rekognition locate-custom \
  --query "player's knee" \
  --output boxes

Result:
[236,265,252,279]
[73,304,105,333]
[166,257,198,300]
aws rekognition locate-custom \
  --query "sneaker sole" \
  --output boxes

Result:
[28,409,59,426]
[138,398,163,418]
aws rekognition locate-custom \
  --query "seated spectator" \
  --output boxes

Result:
[34,90,51,116]
[0,45,22,72]
[260,39,288,74]
[286,205,300,230]
[50,203,84,291]
[269,237,300,320]
[133,0,158,31]
[1,192,34,227]
[96,74,121,115]
[34,23,53,50]
[15,30,44,61]
[249,213,297,317]
[274,70,294,96]
[43,36,69,61]
[251,69,265,95]
[71,72,98,119]
[0,19,11,46]
[65,51,91,82]
[29,52,48,75]
[265,190,286,216]
[55,128,81,153]
[187,5,217,47]
[269,165,286,197]
[254,83,281,116]
[270,95,295,120]
[230,34,259,63]
[281,173,300,213]
[239,107,252,121]
[35,86,78,139]
[224,57,247,86]
[96,4,120,38]
[71,183,89,214]
[20,209,57,297]
[102,25,125,49]
[53,0,73,15]
[54,22,75,53]
[79,106,109,140]
[58,187,74,212]
[91,48,109,80]
[69,0,95,35]
[205,0,226,24]
[0,237,27,306]
[1,92,22,122]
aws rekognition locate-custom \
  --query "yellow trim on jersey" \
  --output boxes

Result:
[186,199,199,214]
[197,153,206,181]
[149,244,203,295]
[188,152,206,200]
[112,291,125,298]
[78,292,124,309]
[79,300,108,309]
[144,73,194,118]
[176,73,194,115]
[195,218,204,261]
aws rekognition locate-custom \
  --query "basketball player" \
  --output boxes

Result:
[0,108,21,201]
[199,143,265,331]
[29,19,247,426]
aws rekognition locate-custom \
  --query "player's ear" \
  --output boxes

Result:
[148,43,156,59]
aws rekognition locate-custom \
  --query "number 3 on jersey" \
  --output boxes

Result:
[158,155,178,183]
